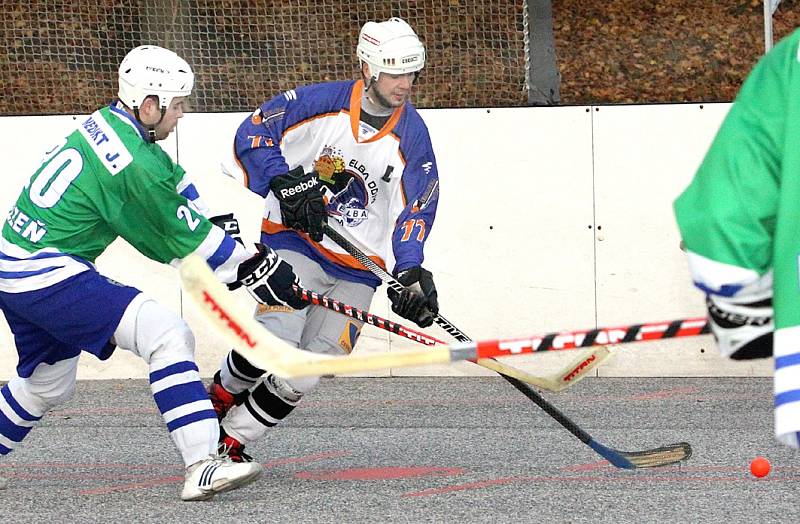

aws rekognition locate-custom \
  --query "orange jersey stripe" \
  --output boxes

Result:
[261,219,386,271]
[348,79,404,144]
[234,140,250,189]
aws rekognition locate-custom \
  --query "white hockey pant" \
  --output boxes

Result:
[114,294,218,466]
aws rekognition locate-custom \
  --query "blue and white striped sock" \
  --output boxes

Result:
[0,382,42,456]
[150,360,218,466]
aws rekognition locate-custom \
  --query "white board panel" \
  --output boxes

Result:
[392,106,596,376]
[592,102,770,376]
[0,104,775,380]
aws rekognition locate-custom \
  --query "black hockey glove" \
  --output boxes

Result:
[388,266,439,328]
[706,294,773,360]
[209,213,243,245]
[270,166,327,242]
[231,243,308,310]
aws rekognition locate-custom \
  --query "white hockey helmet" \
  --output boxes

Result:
[118,45,194,109]
[357,17,425,80]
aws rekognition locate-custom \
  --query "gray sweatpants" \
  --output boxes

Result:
[221,249,377,443]
[254,249,376,355]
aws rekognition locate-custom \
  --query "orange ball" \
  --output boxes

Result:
[750,456,771,478]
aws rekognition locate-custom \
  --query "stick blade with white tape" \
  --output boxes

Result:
[591,440,693,469]
[179,255,457,378]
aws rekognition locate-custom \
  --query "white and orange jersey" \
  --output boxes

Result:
[224,80,439,287]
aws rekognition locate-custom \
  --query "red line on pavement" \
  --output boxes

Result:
[559,461,610,472]
[6,472,167,481]
[0,462,178,470]
[80,476,184,495]
[76,450,350,495]
[403,476,526,497]
[51,408,159,415]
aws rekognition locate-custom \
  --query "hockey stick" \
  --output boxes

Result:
[322,225,470,341]
[321,223,696,468]
[183,254,700,467]
[293,284,611,392]
[182,255,467,376]
[182,253,707,371]
[183,255,623,381]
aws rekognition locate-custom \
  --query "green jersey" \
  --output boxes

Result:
[1,105,241,293]
[674,28,800,328]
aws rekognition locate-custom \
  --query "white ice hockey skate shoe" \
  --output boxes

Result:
[181,454,262,501]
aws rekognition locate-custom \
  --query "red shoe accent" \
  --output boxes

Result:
[208,371,237,421]
[219,433,253,463]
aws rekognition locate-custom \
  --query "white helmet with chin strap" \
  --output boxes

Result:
[118,45,193,139]
[357,17,425,86]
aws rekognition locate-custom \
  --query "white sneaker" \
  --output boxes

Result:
[181,455,263,501]
[0,477,6,490]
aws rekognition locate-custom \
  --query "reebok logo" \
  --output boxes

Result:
[279,177,320,198]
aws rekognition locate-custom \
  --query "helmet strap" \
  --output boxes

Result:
[363,82,395,113]
[132,104,167,143]
[361,62,377,91]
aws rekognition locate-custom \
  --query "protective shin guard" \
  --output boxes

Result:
[223,374,320,443]
[219,350,266,394]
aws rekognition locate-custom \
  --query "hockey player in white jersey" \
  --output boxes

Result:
[211,17,441,461]
[0,45,308,500]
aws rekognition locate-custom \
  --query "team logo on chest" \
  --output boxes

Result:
[313,146,380,227]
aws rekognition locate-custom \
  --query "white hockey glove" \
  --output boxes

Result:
[706,293,773,360]
[230,244,307,310]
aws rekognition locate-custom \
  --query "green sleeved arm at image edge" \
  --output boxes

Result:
[674,29,800,275]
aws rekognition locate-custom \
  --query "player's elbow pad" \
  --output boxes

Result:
[706,294,773,360]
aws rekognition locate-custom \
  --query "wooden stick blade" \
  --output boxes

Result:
[546,346,613,392]
[591,440,693,469]
[477,347,611,393]
[621,442,693,468]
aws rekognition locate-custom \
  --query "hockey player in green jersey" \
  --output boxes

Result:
[0,45,307,500]
[674,29,800,449]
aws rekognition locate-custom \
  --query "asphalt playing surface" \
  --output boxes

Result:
[0,376,795,523]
